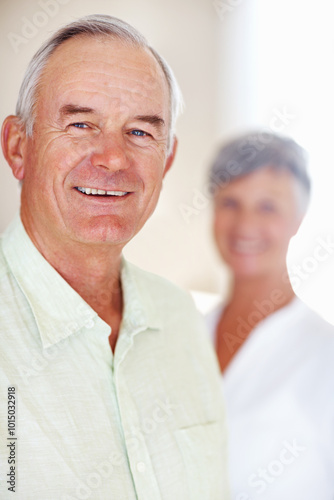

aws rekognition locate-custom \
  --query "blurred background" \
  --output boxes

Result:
[1,0,334,322]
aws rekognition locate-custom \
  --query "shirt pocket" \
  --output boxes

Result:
[174,421,229,500]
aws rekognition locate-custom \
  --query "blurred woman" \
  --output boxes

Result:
[206,131,334,499]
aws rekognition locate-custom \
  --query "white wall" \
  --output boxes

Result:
[215,0,334,324]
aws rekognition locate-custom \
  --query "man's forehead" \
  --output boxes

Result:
[36,35,169,113]
[42,35,164,86]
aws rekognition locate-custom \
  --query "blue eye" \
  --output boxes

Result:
[131,130,147,137]
[71,123,88,129]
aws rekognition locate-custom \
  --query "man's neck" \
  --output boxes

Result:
[21,216,124,349]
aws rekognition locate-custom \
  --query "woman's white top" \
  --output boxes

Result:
[206,297,334,499]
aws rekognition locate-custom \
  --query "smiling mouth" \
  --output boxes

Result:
[75,187,129,197]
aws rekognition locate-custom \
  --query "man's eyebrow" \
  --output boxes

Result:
[134,115,165,130]
[59,104,95,117]
[59,107,165,130]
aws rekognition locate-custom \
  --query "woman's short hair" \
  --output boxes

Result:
[209,131,311,211]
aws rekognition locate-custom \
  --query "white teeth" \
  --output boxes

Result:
[106,191,127,196]
[76,187,128,196]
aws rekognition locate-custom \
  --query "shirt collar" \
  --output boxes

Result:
[2,215,161,348]
[120,258,162,335]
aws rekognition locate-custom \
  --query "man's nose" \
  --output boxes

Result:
[90,134,129,171]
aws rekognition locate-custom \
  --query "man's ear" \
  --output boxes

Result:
[163,136,178,178]
[1,115,27,181]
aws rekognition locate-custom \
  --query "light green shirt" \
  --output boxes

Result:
[0,216,229,499]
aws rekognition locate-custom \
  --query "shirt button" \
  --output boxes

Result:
[137,462,146,473]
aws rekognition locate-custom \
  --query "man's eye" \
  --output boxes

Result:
[71,123,88,129]
[131,130,148,137]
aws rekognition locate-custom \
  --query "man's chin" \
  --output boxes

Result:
[67,220,136,248]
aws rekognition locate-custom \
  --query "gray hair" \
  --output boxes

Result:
[15,14,183,153]
[209,131,311,211]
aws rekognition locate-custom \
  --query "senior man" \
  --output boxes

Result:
[0,15,228,500]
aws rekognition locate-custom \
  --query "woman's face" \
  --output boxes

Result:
[213,166,304,279]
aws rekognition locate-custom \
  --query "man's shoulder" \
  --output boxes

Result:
[0,236,9,281]
[124,260,193,306]
[123,260,208,335]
